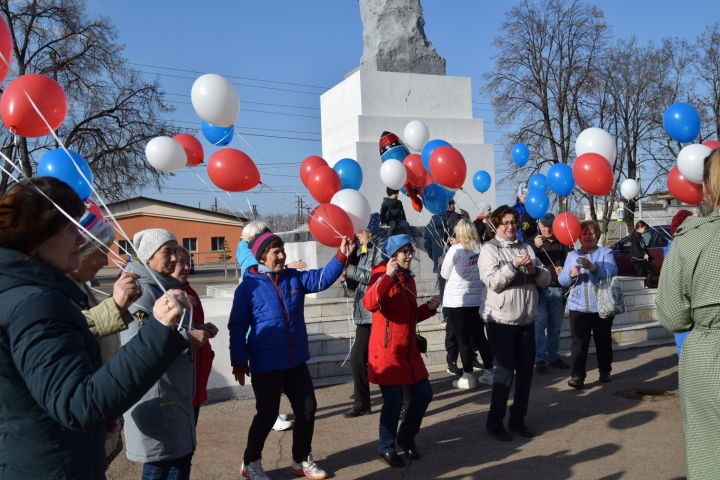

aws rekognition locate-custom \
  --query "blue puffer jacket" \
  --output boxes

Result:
[558,246,618,313]
[229,254,345,373]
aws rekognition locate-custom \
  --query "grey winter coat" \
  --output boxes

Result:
[346,235,386,325]
[120,260,196,463]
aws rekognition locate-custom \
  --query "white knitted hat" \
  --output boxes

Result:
[133,228,177,264]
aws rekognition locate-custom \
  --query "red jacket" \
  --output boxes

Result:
[181,283,215,408]
[363,262,437,386]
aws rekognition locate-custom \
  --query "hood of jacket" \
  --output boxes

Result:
[0,247,88,309]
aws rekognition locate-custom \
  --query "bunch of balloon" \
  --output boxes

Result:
[573,127,616,196]
[146,136,187,173]
[553,212,581,247]
[403,120,430,152]
[421,139,451,172]
[333,158,363,190]
[37,149,94,200]
[201,121,234,146]
[667,167,703,205]
[380,159,407,190]
[525,173,549,219]
[300,156,328,186]
[403,153,428,188]
[308,203,355,247]
[191,73,239,127]
[676,144,712,185]
[663,103,700,143]
[207,148,260,192]
[547,163,575,197]
[330,189,371,233]
[306,166,341,203]
[423,183,452,215]
[429,146,466,190]
[173,134,204,167]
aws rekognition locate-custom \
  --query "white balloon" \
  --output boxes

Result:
[330,189,371,233]
[145,136,186,173]
[403,120,430,151]
[191,73,240,127]
[380,159,407,190]
[620,179,640,200]
[576,127,616,163]
[677,143,712,184]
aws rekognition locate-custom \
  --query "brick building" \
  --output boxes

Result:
[107,197,246,261]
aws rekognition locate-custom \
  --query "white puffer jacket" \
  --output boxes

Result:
[440,242,484,307]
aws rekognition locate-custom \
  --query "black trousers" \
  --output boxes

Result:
[447,307,493,373]
[632,259,654,288]
[350,324,371,410]
[486,322,535,429]
[438,274,459,364]
[569,310,613,380]
[244,363,317,464]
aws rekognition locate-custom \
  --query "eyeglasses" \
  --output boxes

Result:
[397,248,415,256]
[500,221,519,227]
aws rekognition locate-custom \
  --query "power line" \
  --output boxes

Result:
[164,92,320,111]
[163,98,321,118]
[170,119,320,136]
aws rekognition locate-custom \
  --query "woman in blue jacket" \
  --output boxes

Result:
[229,229,354,480]
[558,220,618,390]
[0,178,189,479]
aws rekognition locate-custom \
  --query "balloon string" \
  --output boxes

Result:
[619,203,673,242]
[192,172,248,222]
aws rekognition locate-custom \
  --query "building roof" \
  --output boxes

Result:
[107,196,247,226]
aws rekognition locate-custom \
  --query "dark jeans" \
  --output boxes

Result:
[350,324,371,410]
[486,322,535,429]
[141,453,193,480]
[569,310,613,380]
[438,275,459,364]
[535,286,566,363]
[632,260,654,288]
[378,378,433,453]
[244,363,317,464]
[447,307,493,373]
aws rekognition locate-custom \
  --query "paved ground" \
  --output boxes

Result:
[107,345,685,480]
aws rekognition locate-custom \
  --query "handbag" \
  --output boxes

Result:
[593,274,625,319]
[416,333,428,353]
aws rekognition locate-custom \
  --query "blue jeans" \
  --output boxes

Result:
[378,378,433,453]
[141,453,193,480]
[535,286,565,362]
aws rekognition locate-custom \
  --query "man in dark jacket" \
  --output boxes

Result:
[513,182,537,243]
[474,203,493,243]
[381,188,410,234]
[531,213,569,371]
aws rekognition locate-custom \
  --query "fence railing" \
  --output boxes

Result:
[190,250,238,278]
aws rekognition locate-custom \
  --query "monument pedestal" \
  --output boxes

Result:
[320,69,496,224]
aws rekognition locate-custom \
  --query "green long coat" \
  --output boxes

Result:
[656,211,720,479]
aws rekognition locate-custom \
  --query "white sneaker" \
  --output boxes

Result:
[452,372,478,390]
[241,460,270,480]
[477,369,494,385]
[290,454,327,479]
[272,414,293,431]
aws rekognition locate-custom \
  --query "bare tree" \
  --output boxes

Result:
[0,0,176,200]
[693,23,720,140]
[485,0,608,211]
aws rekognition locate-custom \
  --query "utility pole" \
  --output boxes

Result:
[212,198,218,212]
[296,195,305,228]
[251,204,258,220]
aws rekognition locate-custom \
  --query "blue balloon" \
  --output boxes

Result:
[547,163,575,196]
[38,149,93,201]
[511,143,530,167]
[421,139,451,172]
[525,190,550,219]
[528,173,547,192]
[422,183,452,215]
[201,121,234,146]
[663,102,701,143]
[333,158,363,190]
[473,170,492,193]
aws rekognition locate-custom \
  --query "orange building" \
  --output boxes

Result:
[107,197,246,261]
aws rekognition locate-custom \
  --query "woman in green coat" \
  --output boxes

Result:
[657,147,720,479]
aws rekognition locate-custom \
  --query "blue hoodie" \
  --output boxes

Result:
[558,246,618,313]
[236,239,258,277]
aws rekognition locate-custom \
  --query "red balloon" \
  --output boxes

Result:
[703,140,720,150]
[429,146,467,189]
[667,166,703,205]
[0,17,13,84]
[207,148,260,192]
[403,153,428,187]
[300,155,328,187]
[173,134,204,166]
[306,165,341,203]
[0,74,68,137]
[553,212,581,247]
[572,153,614,196]
[308,203,354,247]
[84,199,104,220]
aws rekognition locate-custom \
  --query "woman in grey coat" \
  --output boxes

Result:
[121,228,210,480]
[343,214,386,418]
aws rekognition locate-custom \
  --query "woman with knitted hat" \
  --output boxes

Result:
[363,234,441,469]
[121,228,211,479]
[0,177,190,479]
[230,228,355,480]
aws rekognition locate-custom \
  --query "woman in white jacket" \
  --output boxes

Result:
[479,205,551,442]
[441,219,493,389]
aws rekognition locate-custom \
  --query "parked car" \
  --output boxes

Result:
[609,225,671,282]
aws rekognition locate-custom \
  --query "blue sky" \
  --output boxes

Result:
[86,1,714,216]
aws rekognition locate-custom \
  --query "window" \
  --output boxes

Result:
[183,237,197,251]
[211,236,225,251]
[650,227,671,249]
[118,239,134,257]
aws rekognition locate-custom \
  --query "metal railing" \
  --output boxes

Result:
[189,250,238,278]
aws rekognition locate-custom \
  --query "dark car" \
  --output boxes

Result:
[609,225,671,282]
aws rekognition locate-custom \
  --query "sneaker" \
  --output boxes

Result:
[568,376,584,390]
[446,363,462,376]
[472,357,483,371]
[272,415,293,431]
[599,372,611,383]
[290,454,327,479]
[476,369,494,385]
[452,372,478,390]
[241,460,270,480]
[549,358,570,369]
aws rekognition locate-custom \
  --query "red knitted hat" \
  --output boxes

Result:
[670,209,694,235]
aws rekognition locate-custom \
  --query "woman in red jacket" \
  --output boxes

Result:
[363,234,440,469]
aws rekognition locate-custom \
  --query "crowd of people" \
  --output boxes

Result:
[1,149,717,478]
